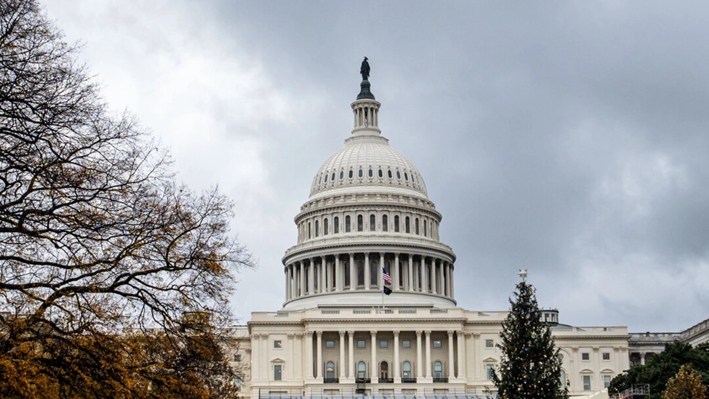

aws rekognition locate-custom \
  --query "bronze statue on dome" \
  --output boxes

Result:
[360,57,370,81]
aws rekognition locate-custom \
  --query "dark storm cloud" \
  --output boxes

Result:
[45,0,709,332]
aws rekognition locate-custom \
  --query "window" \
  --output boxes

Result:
[378,168,383,178]
[234,354,241,362]
[308,222,311,238]
[405,217,410,233]
[485,339,494,348]
[380,340,388,348]
[274,364,282,381]
[326,361,335,379]
[396,170,401,179]
[358,361,366,379]
[340,170,344,180]
[433,340,442,348]
[324,173,328,182]
[423,220,427,236]
[415,218,419,235]
[324,218,328,235]
[274,340,282,349]
[349,170,353,179]
[434,361,443,378]
[394,216,400,232]
[358,168,363,178]
[357,340,366,348]
[388,170,393,179]
[486,364,495,380]
[403,361,412,378]
[357,260,364,286]
[345,216,351,232]
[326,340,335,348]
[357,215,363,231]
[382,215,388,232]
[334,216,339,234]
[603,352,610,360]
[345,261,350,286]
[402,340,411,348]
[380,361,389,379]
[315,220,319,237]
[370,214,376,231]
[405,172,409,181]
[368,168,373,177]
[582,353,590,361]
[331,172,335,181]
[583,375,591,390]
[370,260,377,286]
[603,375,611,388]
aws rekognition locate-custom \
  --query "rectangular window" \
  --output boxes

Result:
[581,352,589,360]
[326,340,335,348]
[485,339,494,348]
[380,340,388,348]
[402,340,411,348]
[583,375,591,390]
[604,375,611,388]
[486,364,495,380]
[234,354,241,362]
[602,352,610,360]
[274,340,282,349]
[357,340,366,348]
[433,340,442,348]
[274,364,282,381]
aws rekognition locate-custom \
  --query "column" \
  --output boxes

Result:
[308,258,315,295]
[252,334,260,380]
[364,252,371,290]
[393,253,400,291]
[371,331,378,383]
[450,263,455,298]
[348,330,355,379]
[408,256,414,291]
[288,333,295,379]
[339,331,346,379]
[306,331,314,379]
[438,261,444,296]
[422,258,428,293]
[349,253,355,291]
[425,330,432,379]
[448,330,455,378]
[416,330,423,379]
[322,256,327,293]
[285,265,290,300]
[299,261,305,297]
[457,330,466,379]
[394,331,401,383]
[317,331,323,380]
[379,253,384,288]
[335,255,342,292]
[640,352,646,365]
[431,259,437,294]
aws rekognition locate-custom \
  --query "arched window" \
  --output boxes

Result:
[415,218,419,235]
[349,170,353,179]
[324,173,328,183]
[388,170,393,179]
[370,214,376,231]
[324,218,329,235]
[326,361,335,379]
[434,361,443,378]
[334,216,339,234]
[380,361,389,379]
[378,168,383,178]
[358,168,363,178]
[423,220,427,237]
[403,361,412,378]
[404,172,409,181]
[405,217,410,233]
[394,216,400,232]
[358,361,367,379]
[345,216,351,232]
[308,222,312,238]
[340,170,344,180]
[382,215,388,232]
[370,260,377,286]
[357,260,365,286]
[396,170,401,179]
[357,215,363,232]
[368,168,373,177]
[315,220,319,237]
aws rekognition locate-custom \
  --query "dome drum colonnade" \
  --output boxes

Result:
[282,70,457,310]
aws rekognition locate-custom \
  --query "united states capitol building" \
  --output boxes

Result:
[231,63,708,399]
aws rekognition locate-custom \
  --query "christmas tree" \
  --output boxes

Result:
[493,270,568,399]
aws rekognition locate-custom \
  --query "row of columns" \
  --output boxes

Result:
[285,253,454,301]
[304,330,467,382]
[353,101,379,129]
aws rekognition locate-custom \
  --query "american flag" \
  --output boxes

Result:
[382,267,393,285]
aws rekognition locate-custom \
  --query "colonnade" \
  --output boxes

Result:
[284,252,455,301]
[302,330,467,383]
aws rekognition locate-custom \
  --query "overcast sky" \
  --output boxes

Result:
[42,1,709,332]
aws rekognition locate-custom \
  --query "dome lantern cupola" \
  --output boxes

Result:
[352,57,381,137]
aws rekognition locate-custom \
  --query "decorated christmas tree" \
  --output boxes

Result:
[493,270,568,399]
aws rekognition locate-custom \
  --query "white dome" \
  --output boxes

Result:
[309,134,428,199]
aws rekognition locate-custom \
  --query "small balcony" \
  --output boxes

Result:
[379,377,394,383]
[401,377,417,383]
[433,377,449,383]
[323,377,339,383]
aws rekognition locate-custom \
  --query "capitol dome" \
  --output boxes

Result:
[281,67,456,310]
